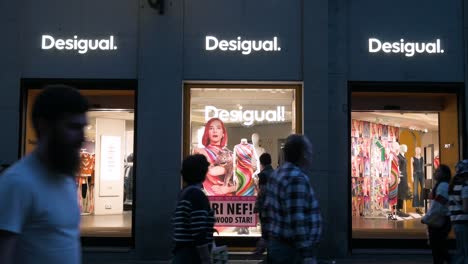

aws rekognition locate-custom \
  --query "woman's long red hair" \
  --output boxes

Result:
[202,118,228,147]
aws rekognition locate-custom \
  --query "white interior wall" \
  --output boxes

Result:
[421,131,439,155]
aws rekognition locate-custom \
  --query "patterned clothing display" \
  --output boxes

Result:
[263,162,322,258]
[388,152,399,206]
[350,119,400,217]
[79,152,95,177]
[202,145,233,195]
[77,151,95,214]
[234,143,256,196]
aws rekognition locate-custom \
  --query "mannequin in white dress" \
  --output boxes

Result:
[251,133,264,180]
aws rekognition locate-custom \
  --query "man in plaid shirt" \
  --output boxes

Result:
[263,134,322,264]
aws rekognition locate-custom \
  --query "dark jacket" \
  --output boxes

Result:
[254,165,274,214]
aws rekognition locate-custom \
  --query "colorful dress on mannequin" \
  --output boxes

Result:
[388,152,399,210]
[203,145,233,196]
[234,143,256,196]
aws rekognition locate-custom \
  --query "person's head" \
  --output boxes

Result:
[259,153,272,169]
[283,134,313,169]
[181,154,210,185]
[434,164,451,183]
[32,84,89,175]
[201,118,227,147]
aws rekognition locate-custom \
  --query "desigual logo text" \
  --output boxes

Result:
[205,36,281,55]
[41,35,117,54]
[368,38,444,57]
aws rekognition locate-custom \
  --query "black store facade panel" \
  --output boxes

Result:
[1,0,141,258]
[2,0,467,262]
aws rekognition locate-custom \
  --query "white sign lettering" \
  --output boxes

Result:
[205,105,285,126]
[41,35,117,54]
[368,38,444,57]
[100,135,121,181]
[205,36,281,55]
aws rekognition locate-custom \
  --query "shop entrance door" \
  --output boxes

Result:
[350,90,460,247]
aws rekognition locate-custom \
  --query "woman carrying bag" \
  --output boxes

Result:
[421,164,452,264]
[172,155,216,264]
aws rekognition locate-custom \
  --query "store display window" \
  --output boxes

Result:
[184,84,301,237]
[351,92,459,241]
[23,88,135,239]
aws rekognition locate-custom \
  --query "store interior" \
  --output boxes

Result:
[351,92,459,239]
[24,89,135,238]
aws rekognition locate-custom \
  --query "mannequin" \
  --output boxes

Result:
[250,133,263,174]
[411,147,425,213]
[388,141,400,220]
[233,138,257,235]
[78,149,95,214]
[397,144,410,217]
[233,138,257,196]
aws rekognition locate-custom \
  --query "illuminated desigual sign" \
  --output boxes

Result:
[41,35,117,54]
[368,38,444,57]
[205,36,281,55]
[205,105,285,126]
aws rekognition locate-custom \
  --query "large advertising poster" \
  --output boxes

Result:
[193,117,259,231]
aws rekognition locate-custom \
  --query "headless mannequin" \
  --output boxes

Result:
[233,138,257,235]
[251,133,265,157]
[251,133,263,177]
[233,138,258,194]
[397,144,410,217]
[411,147,425,213]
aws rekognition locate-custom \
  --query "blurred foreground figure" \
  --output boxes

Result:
[263,134,322,264]
[0,85,89,264]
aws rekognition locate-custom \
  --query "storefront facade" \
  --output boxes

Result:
[0,0,466,262]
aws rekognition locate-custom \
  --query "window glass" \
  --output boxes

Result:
[24,89,135,238]
[188,86,298,237]
[351,97,458,241]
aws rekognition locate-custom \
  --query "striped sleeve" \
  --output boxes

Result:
[172,188,215,247]
[462,184,468,199]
